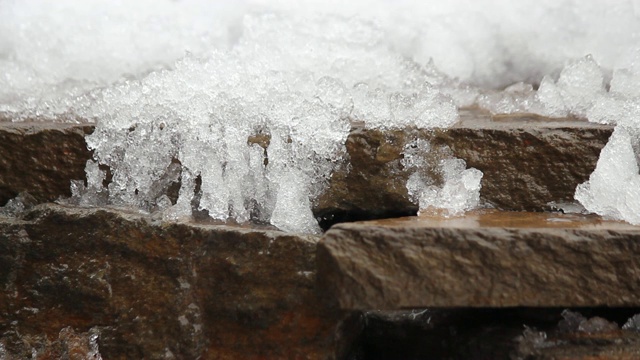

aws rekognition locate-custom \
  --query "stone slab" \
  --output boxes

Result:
[0,113,613,223]
[0,204,348,359]
[317,210,640,309]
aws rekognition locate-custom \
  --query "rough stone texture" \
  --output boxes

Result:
[0,204,347,359]
[317,210,640,310]
[0,112,612,223]
[316,112,613,225]
[0,122,93,206]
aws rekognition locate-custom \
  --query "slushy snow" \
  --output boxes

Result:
[4,0,640,229]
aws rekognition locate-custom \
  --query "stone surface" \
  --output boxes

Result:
[317,210,640,310]
[0,122,92,206]
[0,112,613,225]
[316,111,612,227]
[0,204,347,359]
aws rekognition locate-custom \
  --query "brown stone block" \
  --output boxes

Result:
[0,122,92,205]
[0,112,613,222]
[0,204,347,359]
[317,210,640,309]
[316,112,613,224]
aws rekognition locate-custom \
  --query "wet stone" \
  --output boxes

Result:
[0,111,613,224]
[0,204,347,359]
[317,210,640,309]
[316,111,612,226]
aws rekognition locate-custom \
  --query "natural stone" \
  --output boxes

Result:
[316,111,612,227]
[0,112,613,225]
[0,204,347,359]
[317,210,640,309]
[0,122,92,206]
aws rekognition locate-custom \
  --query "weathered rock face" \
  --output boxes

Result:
[0,112,612,226]
[317,210,640,310]
[0,122,92,206]
[315,112,612,226]
[0,204,347,359]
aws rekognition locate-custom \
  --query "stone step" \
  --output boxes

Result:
[0,204,350,359]
[317,210,640,310]
[0,112,612,226]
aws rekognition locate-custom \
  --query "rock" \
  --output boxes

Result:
[317,210,640,309]
[0,204,348,359]
[0,122,92,206]
[316,112,612,227]
[0,112,613,225]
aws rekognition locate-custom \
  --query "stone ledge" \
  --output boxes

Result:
[317,210,640,309]
[0,112,613,224]
[0,204,348,359]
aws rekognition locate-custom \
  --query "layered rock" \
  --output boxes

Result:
[317,210,640,309]
[0,112,613,225]
[317,112,612,225]
[0,204,347,359]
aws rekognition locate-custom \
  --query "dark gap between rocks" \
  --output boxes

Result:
[344,307,640,360]
[316,208,418,232]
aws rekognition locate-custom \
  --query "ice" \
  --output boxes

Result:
[403,140,483,217]
[557,309,588,333]
[0,192,37,217]
[479,56,606,118]
[542,56,606,118]
[0,0,245,120]
[76,12,470,233]
[571,54,640,224]
[577,316,619,334]
[476,82,537,115]
[623,314,640,332]
[8,1,640,230]
[5,1,640,121]
[574,127,640,224]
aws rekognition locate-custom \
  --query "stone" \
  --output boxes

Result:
[0,122,93,206]
[316,111,612,227]
[317,210,640,309]
[0,112,613,226]
[0,204,348,359]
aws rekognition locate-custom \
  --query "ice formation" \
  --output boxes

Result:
[403,140,483,217]
[623,314,640,331]
[69,13,464,233]
[4,1,640,229]
[480,53,640,224]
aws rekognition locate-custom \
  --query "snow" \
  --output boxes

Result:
[3,0,640,230]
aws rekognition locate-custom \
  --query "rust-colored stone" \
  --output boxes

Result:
[0,122,92,206]
[0,111,613,224]
[317,210,640,309]
[0,204,347,359]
